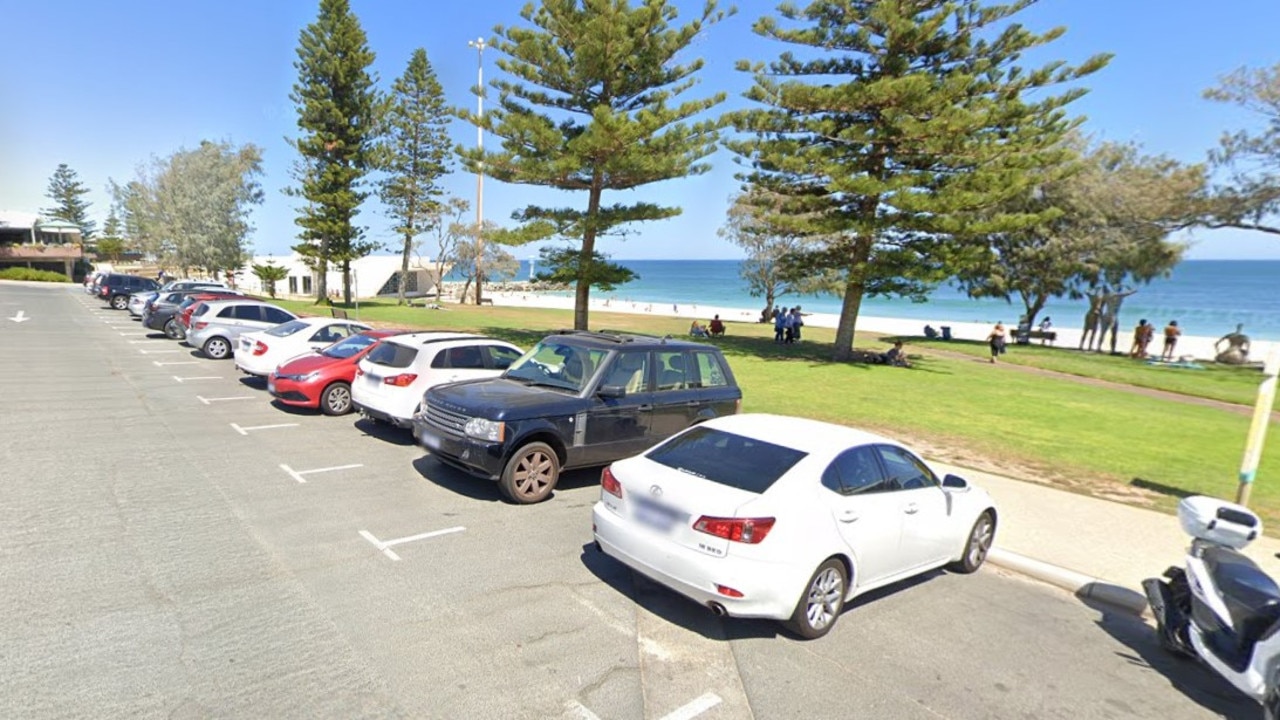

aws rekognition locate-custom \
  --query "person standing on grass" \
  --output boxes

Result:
[774,307,786,343]
[1162,320,1181,360]
[791,306,804,342]
[1130,319,1154,358]
[987,322,1007,363]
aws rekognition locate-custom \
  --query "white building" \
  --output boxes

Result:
[236,253,449,300]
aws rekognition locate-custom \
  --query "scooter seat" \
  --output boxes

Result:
[1201,545,1280,644]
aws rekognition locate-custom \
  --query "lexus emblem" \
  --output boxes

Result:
[649,485,663,497]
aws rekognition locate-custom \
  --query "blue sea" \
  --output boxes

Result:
[499,259,1280,342]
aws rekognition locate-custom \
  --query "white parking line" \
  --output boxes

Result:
[129,340,157,344]
[118,332,150,336]
[198,395,255,405]
[660,693,722,720]
[279,463,364,483]
[139,349,180,354]
[230,422,299,435]
[173,375,222,383]
[153,360,198,366]
[565,701,603,720]
[358,526,465,561]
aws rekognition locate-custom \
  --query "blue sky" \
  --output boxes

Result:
[3,0,1279,260]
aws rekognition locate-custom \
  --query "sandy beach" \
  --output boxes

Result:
[482,288,1278,366]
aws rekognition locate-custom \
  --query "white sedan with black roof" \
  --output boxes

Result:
[592,413,998,638]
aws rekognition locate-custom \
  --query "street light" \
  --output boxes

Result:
[1236,344,1280,506]
[468,36,486,306]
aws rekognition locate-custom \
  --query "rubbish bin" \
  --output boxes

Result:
[1015,320,1032,345]
[940,326,952,341]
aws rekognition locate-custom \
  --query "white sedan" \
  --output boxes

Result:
[592,413,998,639]
[234,317,372,377]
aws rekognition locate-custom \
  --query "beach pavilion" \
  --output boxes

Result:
[0,210,85,279]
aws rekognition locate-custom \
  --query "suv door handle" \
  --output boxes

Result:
[904,502,919,515]
[637,404,653,412]
[839,510,859,523]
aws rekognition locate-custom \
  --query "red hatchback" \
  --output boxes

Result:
[268,330,404,415]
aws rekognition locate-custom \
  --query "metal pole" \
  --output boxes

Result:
[1236,345,1280,506]
[468,37,486,306]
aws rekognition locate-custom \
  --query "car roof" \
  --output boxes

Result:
[383,331,505,347]
[200,298,273,310]
[547,329,714,351]
[700,413,897,456]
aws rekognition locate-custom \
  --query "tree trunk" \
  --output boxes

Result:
[398,230,412,306]
[342,260,352,305]
[831,236,874,361]
[459,277,473,304]
[574,182,604,331]
[315,236,329,305]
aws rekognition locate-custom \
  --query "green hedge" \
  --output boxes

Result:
[0,268,72,282]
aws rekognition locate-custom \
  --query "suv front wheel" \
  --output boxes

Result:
[111,294,129,310]
[499,442,559,504]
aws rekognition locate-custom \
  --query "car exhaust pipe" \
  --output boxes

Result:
[706,602,727,617]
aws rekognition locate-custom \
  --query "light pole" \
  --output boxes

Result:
[1236,345,1280,506]
[469,37,486,306]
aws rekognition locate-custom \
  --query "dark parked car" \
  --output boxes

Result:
[414,330,742,504]
[98,273,159,309]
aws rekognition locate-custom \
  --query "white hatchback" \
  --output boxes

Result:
[592,413,998,639]
[234,317,373,377]
[352,332,524,428]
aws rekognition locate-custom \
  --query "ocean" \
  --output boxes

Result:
[500,259,1280,342]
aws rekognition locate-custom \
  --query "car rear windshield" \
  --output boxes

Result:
[266,320,310,337]
[645,426,807,494]
[323,334,379,359]
[365,341,417,369]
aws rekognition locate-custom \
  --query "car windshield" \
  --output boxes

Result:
[504,339,609,392]
[646,426,807,494]
[266,320,311,337]
[322,334,379,359]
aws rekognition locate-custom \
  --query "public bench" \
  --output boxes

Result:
[1016,329,1057,344]
[478,297,493,306]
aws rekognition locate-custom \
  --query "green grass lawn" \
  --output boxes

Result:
[276,298,1280,527]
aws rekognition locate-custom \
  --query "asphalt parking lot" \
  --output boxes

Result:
[0,282,1259,719]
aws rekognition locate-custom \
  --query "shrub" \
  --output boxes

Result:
[0,268,72,282]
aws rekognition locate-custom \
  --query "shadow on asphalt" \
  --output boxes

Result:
[353,417,416,446]
[238,375,267,391]
[1130,476,1195,500]
[410,457,602,504]
[268,399,320,416]
[1085,597,1260,718]
[579,545,949,642]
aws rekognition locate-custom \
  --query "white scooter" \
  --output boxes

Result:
[1143,495,1280,718]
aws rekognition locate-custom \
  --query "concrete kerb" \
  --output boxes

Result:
[988,547,1152,619]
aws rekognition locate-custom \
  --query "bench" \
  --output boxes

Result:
[1016,329,1057,344]
[478,298,493,306]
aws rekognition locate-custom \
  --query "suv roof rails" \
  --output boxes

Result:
[553,329,678,344]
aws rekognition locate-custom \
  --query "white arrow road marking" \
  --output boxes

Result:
[8,310,30,323]
[197,395,255,405]
[564,701,603,720]
[173,376,222,383]
[359,526,465,561]
[279,463,364,483]
[230,422,298,435]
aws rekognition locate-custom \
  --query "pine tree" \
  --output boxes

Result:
[43,163,96,240]
[462,0,730,330]
[729,0,1110,360]
[378,48,453,306]
[288,0,381,305]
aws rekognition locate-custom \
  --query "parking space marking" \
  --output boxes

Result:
[139,349,181,354]
[129,340,159,344]
[358,526,465,561]
[119,332,150,337]
[279,463,364,483]
[174,375,222,383]
[565,701,603,720]
[660,693,722,720]
[230,422,299,435]
[198,395,256,405]
[153,360,198,366]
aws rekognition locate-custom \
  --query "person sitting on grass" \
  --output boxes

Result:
[708,315,725,337]
[689,320,708,337]
[880,341,910,367]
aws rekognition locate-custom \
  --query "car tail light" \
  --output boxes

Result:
[693,516,776,544]
[383,373,418,387]
[193,321,208,330]
[601,466,622,498]
[252,341,268,356]
[715,584,744,598]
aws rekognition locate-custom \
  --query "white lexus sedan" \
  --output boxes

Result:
[592,413,998,639]
[234,317,372,377]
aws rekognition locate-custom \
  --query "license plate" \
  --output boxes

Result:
[632,498,684,533]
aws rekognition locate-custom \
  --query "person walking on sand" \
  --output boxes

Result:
[987,322,1007,363]
[1161,320,1181,361]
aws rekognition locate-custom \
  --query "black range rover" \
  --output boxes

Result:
[413,330,742,504]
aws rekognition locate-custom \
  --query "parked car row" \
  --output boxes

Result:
[95,292,1000,638]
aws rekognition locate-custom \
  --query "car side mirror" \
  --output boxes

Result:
[942,474,969,491]
[598,384,626,399]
